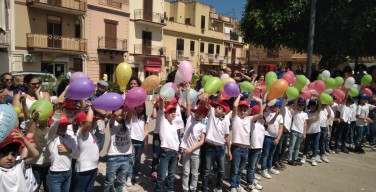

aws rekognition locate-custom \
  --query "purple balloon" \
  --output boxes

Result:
[92,92,123,111]
[66,78,95,100]
[124,87,147,108]
[224,81,240,97]
[70,72,87,83]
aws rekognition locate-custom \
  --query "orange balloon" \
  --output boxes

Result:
[267,79,288,102]
[141,75,160,92]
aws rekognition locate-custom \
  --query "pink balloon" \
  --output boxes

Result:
[164,82,178,92]
[220,90,231,100]
[178,61,193,83]
[335,98,343,104]
[307,82,315,90]
[314,80,325,94]
[282,73,295,86]
[361,88,373,97]
[124,87,147,108]
[332,89,345,100]
[301,89,312,100]
[339,86,347,92]
[70,72,87,83]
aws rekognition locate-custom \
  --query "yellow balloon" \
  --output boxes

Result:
[14,107,22,116]
[141,75,160,92]
[221,77,235,90]
[116,62,132,91]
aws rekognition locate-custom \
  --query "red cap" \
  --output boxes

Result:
[59,114,71,126]
[0,128,24,149]
[211,100,230,113]
[170,97,178,105]
[165,104,176,113]
[74,111,87,125]
[251,105,260,115]
[64,100,78,109]
[238,100,250,107]
[192,105,209,116]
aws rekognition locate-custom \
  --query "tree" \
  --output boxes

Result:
[240,0,376,66]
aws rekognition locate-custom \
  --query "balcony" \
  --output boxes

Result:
[210,12,235,25]
[225,31,240,42]
[0,31,10,47]
[208,54,216,62]
[98,36,127,54]
[172,51,194,61]
[98,0,122,9]
[133,9,166,27]
[27,34,87,53]
[27,0,87,15]
[134,44,165,56]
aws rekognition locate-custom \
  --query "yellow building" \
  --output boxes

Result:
[0,0,11,74]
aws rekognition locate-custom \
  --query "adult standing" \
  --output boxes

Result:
[0,72,14,104]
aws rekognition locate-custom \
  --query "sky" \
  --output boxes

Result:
[197,0,247,20]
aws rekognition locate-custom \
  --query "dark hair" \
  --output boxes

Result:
[136,103,147,122]
[24,74,40,84]
[0,81,6,90]
[0,73,12,83]
[126,77,142,90]
[57,79,70,97]
[166,70,177,83]
[0,143,20,156]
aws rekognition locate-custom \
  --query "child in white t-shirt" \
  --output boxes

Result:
[317,101,331,163]
[355,94,375,153]
[334,97,353,154]
[302,100,321,166]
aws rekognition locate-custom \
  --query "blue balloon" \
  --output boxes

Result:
[160,86,176,101]
[0,104,18,142]
[241,92,249,100]
[182,89,198,106]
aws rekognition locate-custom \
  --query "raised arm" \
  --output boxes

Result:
[251,96,264,121]
[109,108,123,127]
[13,129,39,164]
[80,105,94,135]
[232,94,242,119]
[265,109,280,125]
[151,99,158,119]
[186,84,191,118]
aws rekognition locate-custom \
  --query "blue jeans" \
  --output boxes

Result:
[154,150,178,192]
[261,136,277,170]
[303,132,320,157]
[355,126,365,149]
[128,139,144,178]
[104,155,133,192]
[182,153,200,191]
[319,127,327,155]
[288,130,303,161]
[201,144,226,192]
[32,165,50,192]
[151,133,161,173]
[273,131,289,163]
[335,122,349,150]
[73,168,97,192]
[247,148,261,184]
[348,121,356,144]
[230,146,249,188]
[46,169,72,192]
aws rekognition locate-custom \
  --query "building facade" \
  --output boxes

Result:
[0,0,11,74]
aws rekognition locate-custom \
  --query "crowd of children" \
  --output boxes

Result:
[0,67,376,192]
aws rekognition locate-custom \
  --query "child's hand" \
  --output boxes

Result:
[226,151,232,161]
[367,118,373,123]
[186,84,191,90]
[273,139,279,145]
[11,129,25,141]
[252,96,262,103]
[57,144,71,154]
[32,110,41,122]
[184,148,192,155]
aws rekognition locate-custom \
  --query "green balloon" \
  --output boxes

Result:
[202,75,211,87]
[348,88,359,97]
[30,100,53,121]
[334,77,344,88]
[324,78,336,89]
[319,93,333,104]
[295,75,307,91]
[265,72,277,92]
[317,74,322,80]
[239,81,255,93]
[361,74,372,86]
[204,77,222,94]
[286,87,299,99]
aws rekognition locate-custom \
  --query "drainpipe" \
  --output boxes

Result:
[81,14,87,73]
[9,0,15,72]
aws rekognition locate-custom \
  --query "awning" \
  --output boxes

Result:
[145,66,162,72]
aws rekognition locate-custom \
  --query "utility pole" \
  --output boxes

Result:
[306,0,316,78]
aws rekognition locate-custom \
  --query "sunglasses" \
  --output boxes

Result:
[30,82,41,86]
[5,79,12,81]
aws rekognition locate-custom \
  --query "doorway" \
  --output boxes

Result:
[142,31,152,55]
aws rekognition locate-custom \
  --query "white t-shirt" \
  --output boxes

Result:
[280,100,292,131]
[264,112,283,137]
[356,104,375,126]
[0,160,34,192]
[45,113,79,172]
[204,108,230,146]
[340,104,352,124]
[350,103,357,122]
[249,119,265,149]
[319,107,330,127]
[173,104,185,129]
[66,125,78,145]
[306,111,321,134]
[180,116,206,155]
[291,110,308,134]
[107,120,133,156]
[231,115,252,145]
[159,110,181,151]
[130,115,149,141]
[76,130,99,172]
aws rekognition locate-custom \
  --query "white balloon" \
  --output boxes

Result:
[220,74,229,80]
[352,84,361,90]
[344,77,355,88]
[174,70,185,85]
[322,70,330,80]
[324,89,333,94]
[303,79,310,90]
[267,99,276,106]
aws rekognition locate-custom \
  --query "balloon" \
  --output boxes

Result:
[324,78,336,89]
[286,87,299,99]
[334,77,344,88]
[220,74,229,80]
[124,87,148,108]
[361,74,372,86]
[204,77,222,94]
[295,75,307,91]
[241,92,249,100]
[348,88,359,97]
[301,90,312,100]
[313,80,325,94]
[202,75,211,87]
[14,107,22,117]
[335,98,343,104]
[317,74,322,80]
[324,89,333,94]
[344,77,355,88]
[220,90,231,100]
[30,100,53,121]
[92,93,124,111]
[0,104,18,142]
[361,88,373,97]
[221,77,235,90]
[239,81,255,93]
[321,70,330,80]
[178,60,193,82]
[267,99,277,106]
[353,84,361,90]
[265,72,277,91]
[267,79,289,102]
[224,82,240,97]
[282,72,295,86]
[141,75,160,92]
[70,72,87,83]
[174,70,185,85]
[319,93,333,104]
[332,89,345,100]
[116,62,132,91]
[159,85,176,101]
[182,89,198,106]
[307,82,315,90]
[66,78,95,100]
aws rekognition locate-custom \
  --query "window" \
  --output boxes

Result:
[100,64,116,82]
[142,31,152,54]
[225,47,229,56]
[216,45,220,54]
[0,0,6,29]
[169,17,174,22]
[41,62,65,78]
[185,18,191,25]
[190,41,195,52]
[201,15,205,29]
[208,43,214,54]
[104,19,118,49]
[75,20,81,38]
[47,15,62,48]
[176,38,184,51]
[200,42,204,53]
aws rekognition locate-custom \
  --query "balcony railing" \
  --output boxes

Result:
[0,31,10,46]
[134,44,165,56]
[98,36,127,51]
[134,9,165,24]
[171,50,194,61]
[27,0,87,12]
[225,32,239,41]
[27,34,87,52]
[98,0,122,9]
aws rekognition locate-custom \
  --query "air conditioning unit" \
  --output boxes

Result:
[161,19,165,24]
[23,54,34,63]
[165,56,171,62]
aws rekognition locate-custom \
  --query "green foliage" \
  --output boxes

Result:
[107,81,120,93]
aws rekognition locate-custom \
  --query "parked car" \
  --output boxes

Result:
[10,71,58,95]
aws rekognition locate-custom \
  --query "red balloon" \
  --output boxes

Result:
[314,80,325,94]
[282,73,296,86]
[307,82,315,90]
[335,98,343,104]
[361,88,373,97]
[301,89,312,100]
[332,89,345,100]
[220,90,231,100]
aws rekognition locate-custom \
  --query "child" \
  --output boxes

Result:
[230,95,263,192]
[103,108,133,192]
[0,128,39,192]
[317,100,331,163]
[334,97,353,154]
[180,85,207,192]
[355,93,375,153]
[260,98,283,179]
[45,102,79,192]
[12,75,27,94]
[201,98,232,192]
[154,96,181,192]
[287,98,308,166]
